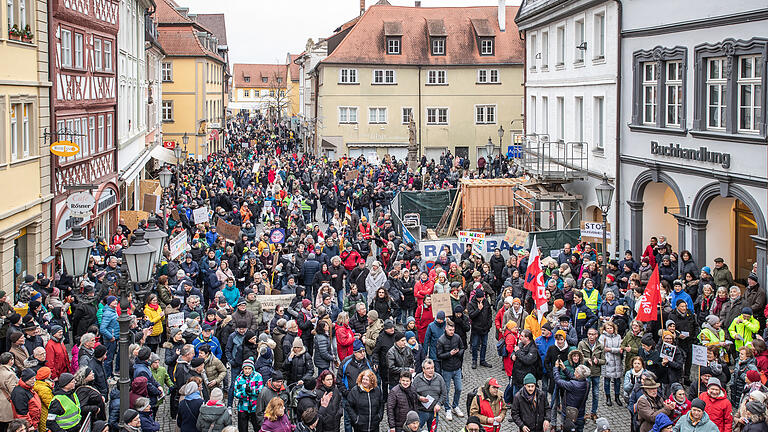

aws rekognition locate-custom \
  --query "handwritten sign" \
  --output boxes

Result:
[660,342,677,361]
[504,227,528,248]
[431,293,453,317]
[216,218,240,242]
[269,228,286,244]
[692,344,708,367]
[167,312,184,328]
[193,206,209,224]
[121,210,150,232]
[169,231,188,260]
[344,170,359,182]
[256,294,295,311]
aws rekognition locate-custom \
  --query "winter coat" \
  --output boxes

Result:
[622,331,644,371]
[44,339,70,379]
[283,349,313,385]
[204,355,228,387]
[143,304,164,337]
[501,330,519,377]
[32,380,52,432]
[386,344,415,383]
[177,397,204,432]
[347,385,384,432]
[412,372,446,412]
[699,387,733,432]
[139,411,160,432]
[436,332,464,372]
[99,305,119,341]
[578,339,606,377]
[423,319,446,361]
[729,315,760,351]
[636,392,673,432]
[335,323,355,361]
[10,380,41,429]
[415,306,433,344]
[599,332,623,379]
[712,264,735,289]
[0,365,16,421]
[234,371,264,413]
[386,384,417,430]
[510,388,550,432]
[512,341,540,386]
[313,333,335,370]
[672,411,720,432]
[467,296,493,334]
[315,385,342,432]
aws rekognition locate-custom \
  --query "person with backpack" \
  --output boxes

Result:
[509,374,550,432]
[499,321,519,380]
[469,378,507,432]
[553,362,591,432]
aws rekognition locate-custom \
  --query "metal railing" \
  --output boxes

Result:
[517,134,589,182]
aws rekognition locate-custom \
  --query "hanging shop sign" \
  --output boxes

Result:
[66,192,96,216]
[50,141,80,157]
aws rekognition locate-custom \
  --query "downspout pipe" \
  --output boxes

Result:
[613,0,623,260]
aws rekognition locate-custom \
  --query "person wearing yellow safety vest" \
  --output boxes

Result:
[728,307,760,351]
[46,372,81,432]
[300,197,311,222]
[698,315,729,360]
[581,279,602,314]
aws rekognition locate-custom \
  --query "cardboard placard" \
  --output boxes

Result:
[345,170,359,182]
[256,294,295,312]
[216,218,240,242]
[660,342,677,361]
[193,206,209,224]
[142,194,159,213]
[169,231,188,260]
[692,344,708,367]
[120,210,150,232]
[580,221,612,246]
[504,227,529,248]
[167,312,184,328]
[431,293,453,317]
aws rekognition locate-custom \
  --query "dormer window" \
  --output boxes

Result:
[387,37,401,55]
[480,38,494,55]
[432,37,446,55]
[262,77,268,83]
[277,77,283,84]
[244,76,250,83]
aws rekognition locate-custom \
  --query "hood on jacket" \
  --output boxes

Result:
[131,376,148,395]
[651,414,673,432]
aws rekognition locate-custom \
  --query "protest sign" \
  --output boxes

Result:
[660,342,677,361]
[257,294,295,311]
[142,194,159,213]
[121,210,149,232]
[193,206,209,224]
[167,312,184,328]
[169,231,188,260]
[216,218,240,242]
[432,293,453,317]
[504,227,529,248]
[692,344,708,366]
[269,228,286,244]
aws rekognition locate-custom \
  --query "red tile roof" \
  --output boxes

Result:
[157,28,224,62]
[195,13,228,45]
[323,5,523,65]
[287,54,300,82]
[233,64,288,88]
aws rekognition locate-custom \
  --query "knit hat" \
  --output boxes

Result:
[691,398,706,411]
[353,339,365,352]
[747,401,766,415]
[383,319,395,329]
[36,367,51,380]
[149,353,160,364]
[20,368,35,382]
[394,331,406,342]
[405,411,420,427]
[506,321,518,331]
[436,311,446,321]
[123,409,140,424]
[595,418,611,432]
[301,299,312,308]
[706,315,720,326]
[242,357,255,370]
[702,266,711,275]
[554,299,565,309]
[210,388,223,402]
[406,316,415,325]
[190,357,204,368]
[292,338,305,349]
[504,297,514,306]
[523,373,536,385]
[201,323,213,332]
[453,305,464,314]
[94,345,108,358]
[743,307,753,315]
[670,382,684,395]
[367,310,379,320]
[747,370,762,384]
[467,416,482,428]
[405,331,416,340]
[665,319,676,328]
[106,296,117,305]
[58,373,75,388]
[751,391,768,403]
[555,330,566,339]
[237,297,247,306]
[135,397,150,412]
[707,377,723,389]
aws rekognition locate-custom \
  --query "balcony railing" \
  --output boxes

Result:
[516,134,589,182]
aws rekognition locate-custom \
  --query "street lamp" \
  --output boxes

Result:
[497,125,505,157]
[143,216,168,266]
[595,173,615,282]
[59,225,94,277]
[175,137,185,202]
[485,137,495,159]
[117,228,156,426]
[158,167,172,228]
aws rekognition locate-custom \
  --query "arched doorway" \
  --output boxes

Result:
[642,182,680,251]
[705,198,758,285]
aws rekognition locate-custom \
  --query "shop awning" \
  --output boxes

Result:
[150,145,177,165]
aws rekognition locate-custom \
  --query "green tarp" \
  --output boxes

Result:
[529,229,580,257]
[398,189,458,228]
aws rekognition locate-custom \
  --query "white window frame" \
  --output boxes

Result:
[575,96,584,142]
[594,12,606,59]
[432,38,445,55]
[706,57,727,130]
[541,31,549,70]
[480,38,493,55]
[106,113,113,147]
[489,69,499,83]
[426,107,448,125]
[94,38,102,71]
[529,33,538,70]
[427,70,446,85]
[475,105,496,125]
[738,55,761,133]
[594,96,605,150]
[541,96,549,133]
[575,19,585,63]
[368,107,387,124]
[88,116,95,154]
[19,0,25,29]
[530,96,537,133]
[556,25,565,66]
[104,40,112,71]
[161,62,172,81]
[665,61,683,127]
[97,115,104,151]
[556,97,564,141]
[338,106,358,124]
[402,107,413,124]
[22,104,30,158]
[642,62,657,125]
[243,89,249,98]
[161,101,173,121]
[339,68,358,84]
[387,37,400,55]
[7,0,13,30]
[373,69,396,84]
[9,104,17,161]
[61,29,72,68]
[74,33,83,68]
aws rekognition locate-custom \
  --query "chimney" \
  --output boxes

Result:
[498,0,506,32]
[415,1,421,6]
[360,0,365,15]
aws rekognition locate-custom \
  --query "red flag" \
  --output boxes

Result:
[524,236,549,318]
[637,266,662,322]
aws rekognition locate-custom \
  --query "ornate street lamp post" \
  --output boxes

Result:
[595,174,615,281]
[59,225,93,278]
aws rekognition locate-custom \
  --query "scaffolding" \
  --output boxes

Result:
[517,134,589,183]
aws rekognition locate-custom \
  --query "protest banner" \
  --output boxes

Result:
[257,294,295,311]
[169,231,188,260]
[504,227,529,248]
[269,228,286,244]
[216,218,240,242]
[193,206,209,224]
[432,293,453,317]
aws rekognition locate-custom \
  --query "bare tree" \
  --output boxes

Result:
[266,70,291,123]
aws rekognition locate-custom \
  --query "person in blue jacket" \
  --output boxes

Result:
[423,311,446,373]
[99,295,119,375]
[570,291,597,340]
[193,324,223,359]
[535,323,556,391]
[670,280,694,312]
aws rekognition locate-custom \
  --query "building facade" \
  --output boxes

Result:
[144,15,165,172]
[231,63,288,121]
[295,38,328,155]
[156,0,225,160]
[314,3,524,164]
[117,0,151,211]
[195,13,229,152]
[50,0,120,247]
[0,0,53,295]
[619,0,768,286]
[515,0,620,249]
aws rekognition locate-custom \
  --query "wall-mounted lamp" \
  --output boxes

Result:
[576,42,587,51]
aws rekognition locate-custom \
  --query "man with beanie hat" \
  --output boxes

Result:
[87,344,109,396]
[121,408,141,432]
[467,286,493,369]
[46,372,81,432]
[132,346,163,409]
[373,319,397,399]
[464,416,483,432]
[255,371,289,430]
[189,357,209,399]
[729,307,760,351]
[10,368,41,430]
[510,373,549,432]
[675,398,719,432]
[436,320,465,420]
[135,397,160,432]
[387,332,415,386]
[193,323,223,359]
[402,410,420,432]
[424,312,446,372]
[700,377,733,432]
[452,304,470,349]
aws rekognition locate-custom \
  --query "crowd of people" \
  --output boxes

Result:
[0,114,763,432]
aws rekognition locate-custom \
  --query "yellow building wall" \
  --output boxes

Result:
[287,80,300,116]
[317,65,524,161]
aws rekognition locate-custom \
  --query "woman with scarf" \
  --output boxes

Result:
[365,261,387,305]
[398,269,416,324]
[196,387,232,432]
[177,381,204,432]
[695,284,716,325]
[415,294,434,343]
[734,346,760,405]
[315,283,336,309]
[347,369,383,432]
[315,370,342,432]
[622,356,646,402]
[667,383,691,423]
[143,294,164,353]
[45,326,70,380]
[370,287,394,322]
[600,321,624,407]
[313,263,333,299]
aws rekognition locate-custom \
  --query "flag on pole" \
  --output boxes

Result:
[523,236,548,320]
[345,197,352,219]
[637,266,662,322]
[400,219,417,244]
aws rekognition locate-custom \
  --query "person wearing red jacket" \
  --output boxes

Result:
[415,295,434,343]
[10,369,41,430]
[699,377,733,432]
[44,326,70,380]
[335,314,355,361]
[500,321,519,378]
[494,298,513,339]
[414,273,434,309]
[642,237,658,269]
[340,243,362,271]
